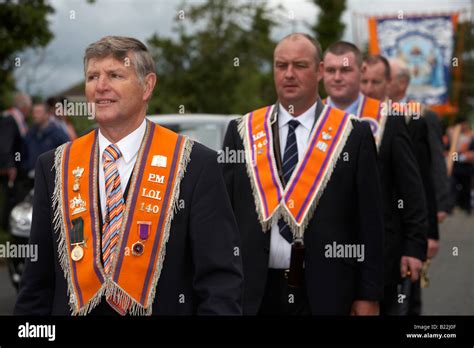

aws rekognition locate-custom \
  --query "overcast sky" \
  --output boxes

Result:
[13,0,472,97]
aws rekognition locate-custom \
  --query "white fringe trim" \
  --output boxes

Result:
[104,280,149,316]
[146,137,194,312]
[74,286,107,316]
[238,107,354,240]
[51,129,194,315]
[237,113,280,232]
[52,141,108,316]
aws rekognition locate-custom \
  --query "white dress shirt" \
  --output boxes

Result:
[268,102,317,269]
[98,118,147,222]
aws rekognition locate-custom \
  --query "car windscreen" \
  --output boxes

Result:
[158,122,222,151]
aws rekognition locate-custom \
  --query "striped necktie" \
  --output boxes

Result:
[278,119,300,244]
[102,144,124,274]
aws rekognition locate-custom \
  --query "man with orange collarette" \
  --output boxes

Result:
[15,36,243,316]
[223,33,384,315]
[386,57,445,315]
[322,42,428,315]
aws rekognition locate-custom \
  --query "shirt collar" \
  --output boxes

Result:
[98,118,147,164]
[327,93,362,115]
[278,102,317,131]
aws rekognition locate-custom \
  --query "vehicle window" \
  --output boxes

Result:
[159,122,222,151]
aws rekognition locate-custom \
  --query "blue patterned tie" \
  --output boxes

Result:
[102,144,129,315]
[278,119,300,243]
[102,144,124,274]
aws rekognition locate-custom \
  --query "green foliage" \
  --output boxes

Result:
[147,0,277,115]
[0,0,54,109]
[0,0,54,64]
[310,0,346,52]
[310,0,346,98]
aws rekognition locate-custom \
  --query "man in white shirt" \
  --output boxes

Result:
[15,36,243,316]
[223,33,384,315]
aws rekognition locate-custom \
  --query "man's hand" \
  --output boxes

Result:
[437,211,447,223]
[400,256,422,282]
[350,300,379,316]
[427,238,439,259]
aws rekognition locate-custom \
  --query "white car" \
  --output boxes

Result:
[147,114,240,151]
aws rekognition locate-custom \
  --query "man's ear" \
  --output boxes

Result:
[317,61,324,82]
[143,73,157,101]
[401,76,410,92]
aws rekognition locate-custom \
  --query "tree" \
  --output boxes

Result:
[0,0,55,108]
[147,0,277,115]
[310,0,346,52]
[0,0,95,109]
[309,0,346,98]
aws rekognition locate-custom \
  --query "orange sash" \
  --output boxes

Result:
[238,104,352,238]
[52,120,193,315]
[323,95,387,150]
[355,95,387,149]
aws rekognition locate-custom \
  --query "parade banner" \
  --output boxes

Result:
[368,14,459,114]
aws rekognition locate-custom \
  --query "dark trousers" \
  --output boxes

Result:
[381,279,422,316]
[380,283,398,315]
[452,164,472,214]
[408,279,422,315]
[258,269,311,315]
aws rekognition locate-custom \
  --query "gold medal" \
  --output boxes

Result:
[71,244,84,261]
[132,221,151,256]
[132,241,145,256]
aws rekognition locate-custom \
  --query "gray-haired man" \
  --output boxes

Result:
[15,36,243,316]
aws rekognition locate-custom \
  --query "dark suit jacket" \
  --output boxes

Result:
[406,116,439,240]
[14,141,244,315]
[0,115,23,169]
[424,110,451,214]
[223,116,385,315]
[377,116,428,285]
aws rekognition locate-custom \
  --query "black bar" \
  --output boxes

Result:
[0,316,472,345]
